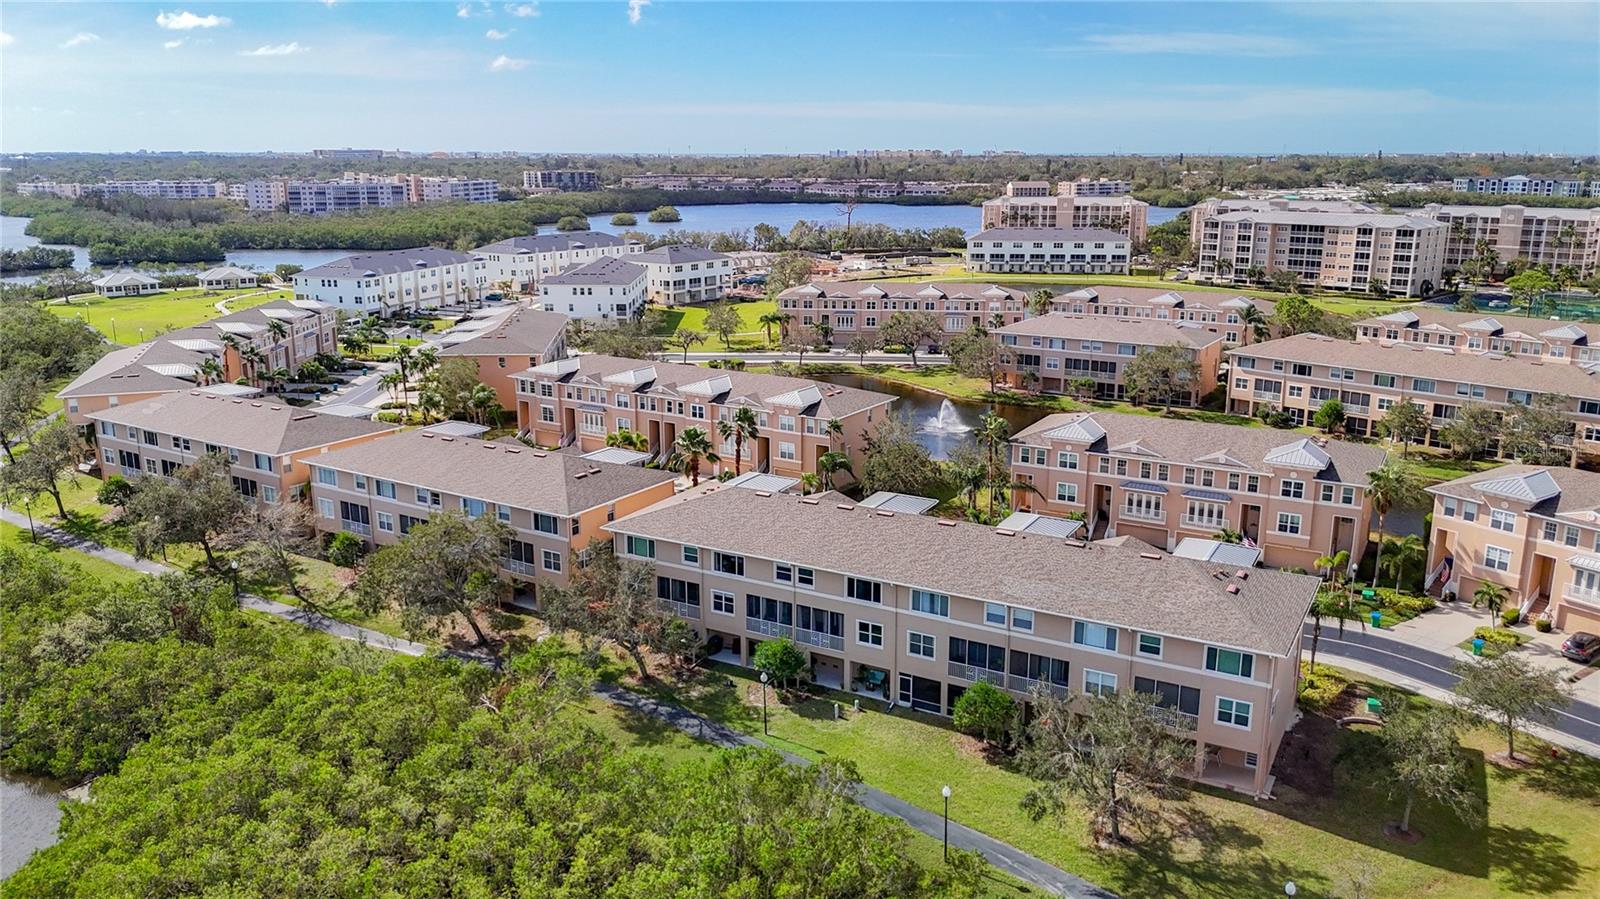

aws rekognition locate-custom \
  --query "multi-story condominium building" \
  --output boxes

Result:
[57,298,340,425]
[1010,411,1383,568]
[608,486,1318,797]
[437,307,568,411]
[1060,178,1131,197]
[1226,334,1600,456]
[15,180,84,199]
[966,227,1132,276]
[473,232,643,292]
[88,179,225,199]
[90,270,161,297]
[1426,466,1600,634]
[408,175,500,205]
[1049,286,1274,344]
[775,280,1036,347]
[514,355,895,484]
[284,180,408,215]
[1451,176,1600,198]
[307,430,677,602]
[313,148,385,160]
[1188,198,1378,246]
[87,391,398,504]
[980,184,1150,244]
[228,179,288,211]
[523,170,602,192]
[537,257,648,322]
[993,316,1224,403]
[292,248,483,316]
[1351,306,1600,361]
[1195,210,1446,297]
[633,245,734,306]
[1419,204,1599,276]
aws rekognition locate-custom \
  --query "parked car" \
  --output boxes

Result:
[1560,631,1600,663]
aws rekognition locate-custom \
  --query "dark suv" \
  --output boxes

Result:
[1561,632,1600,663]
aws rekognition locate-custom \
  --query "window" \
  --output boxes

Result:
[317,498,335,518]
[1056,451,1079,470]
[1461,501,1479,522]
[656,576,700,606]
[316,467,337,486]
[461,498,488,519]
[910,589,949,617]
[376,511,394,532]
[908,631,936,658]
[1280,479,1305,499]
[1216,697,1252,729]
[376,479,396,499]
[1543,520,1559,541]
[253,453,273,472]
[1084,669,1117,696]
[416,487,440,507]
[984,602,1007,625]
[399,514,425,534]
[353,474,367,492]
[542,550,563,573]
[846,577,882,603]
[1484,545,1512,572]
[949,637,1005,671]
[857,620,883,647]
[1137,633,1163,657]
[1276,512,1303,535]
[1055,482,1079,503]
[531,513,559,535]
[775,563,792,583]
[1205,646,1255,678]
[262,485,278,504]
[682,546,700,565]
[797,567,814,588]
[778,442,797,461]
[1011,608,1034,631]
[1489,509,1517,533]
[626,536,655,558]
[711,590,735,614]
[1133,676,1200,717]
[1073,621,1117,651]
[713,552,745,576]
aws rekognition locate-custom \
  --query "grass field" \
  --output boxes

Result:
[46,287,291,344]
[624,663,1599,899]
[0,520,144,585]
[651,298,780,352]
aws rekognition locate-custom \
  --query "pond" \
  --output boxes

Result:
[1,772,67,878]
[807,370,1053,459]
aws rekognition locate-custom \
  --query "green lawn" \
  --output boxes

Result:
[0,520,144,585]
[650,299,780,352]
[1398,451,1503,486]
[46,287,291,344]
[624,663,1600,899]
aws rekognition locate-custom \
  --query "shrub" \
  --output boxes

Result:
[1470,626,1520,657]
[1501,608,1522,627]
[1536,617,1553,633]
[96,474,135,508]
[555,214,590,232]
[951,681,1015,745]
[716,470,735,482]
[326,531,365,568]
[1297,662,1351,711]
[648,205,682,223]
[752,637,806,688]
[610,212,637,226]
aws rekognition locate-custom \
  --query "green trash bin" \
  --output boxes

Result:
[1366,696,1382,715]
[1472,637,1485,656]
[1370,610,1382,629]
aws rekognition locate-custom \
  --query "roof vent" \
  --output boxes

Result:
[875,510,894,518]
[291,412,317,421]
[440,436,455,442]
[532,451,547,457]
[994,528,1016,537]
[505,447,521,454]
[755,490,773,497]
[421,432,435,438]
[1064,539,1086,548]
[1234,569,1250,580]
[800,497,820,505]
[574,471,588,479]
[250,401,262,407]
[836,504,854,511]
[1139,552,1163,561]
[1226,583,1241,594]
[936,519,957,527]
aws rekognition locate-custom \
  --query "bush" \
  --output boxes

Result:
[610,213,637,226]
[1501,608,1522,627]
[1470,626,1521,657]
[326,531,365,568]
[1297,662,1351,711]
[555,215,590,232]
[752,637,806,688]
[1536,617,1553,633]
[1382,591,1437,619]
[951,681,1015,745]
[648,205,682,223]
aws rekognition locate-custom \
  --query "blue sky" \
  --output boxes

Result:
[2,1,1596,154]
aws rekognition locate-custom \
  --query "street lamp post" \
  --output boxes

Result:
[25,500,36,543]
[229,559,240,603]
[758,671,769,735]
[941,785,952,861]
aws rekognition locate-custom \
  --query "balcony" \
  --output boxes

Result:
[1149,705,1200,732]
[1252,390,1282,401]
[1006,675,1069,698]
[746,618,793,640]
[1181,516,1229,530]
[1564,584,1600,611]
[1121,506,1165,523]
[340,519,372,537]
[502,558,536,577]
[947,661,1006,687]
[658,598,701,619]
[792,627,845,652]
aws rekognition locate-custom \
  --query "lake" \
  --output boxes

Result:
[1,773,67,878]
[807,370,1052,459]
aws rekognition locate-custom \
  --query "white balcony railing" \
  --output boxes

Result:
[502,558,536,577]
[1006,675,1069,698]
[658,598,701,619]
[1252,390,1282,401]
[746,618,792,640]
[1181,516,1228,530]
[793,627,845,652]
[341,520,372,537]
[947,661,1006,687]
[1122,506,1165,522]
[1564,584,1600,610]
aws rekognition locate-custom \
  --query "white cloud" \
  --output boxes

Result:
[505,3,538,17]
[627,0,649,25]
[60,32,101,49]
[156,11,231,30]
[486,28,512,40]
[0,31,13,48]
[163,39,185,50]
[240,41,309,57]
[457,2,493,17]
[489,54,529,71]
[457,4,472,17]
[1080,31,1310,58]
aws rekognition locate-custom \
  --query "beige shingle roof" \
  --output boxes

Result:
[86,391,399,456]
[1427,464,1600,521]
[310,430,677,516]
[1014,411,1387,485]
[439,308,568,358]
[1354,306,1600,344]
[613,488,1317,655]
[777,280,1032,303]
[1230,334,1600,398]
[995,314,1224,348]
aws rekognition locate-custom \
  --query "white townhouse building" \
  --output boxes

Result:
[473,232,644,292]
[633,245,735,306]
[292,248,484,316]
[966,228,1131,275]
[537,257,648,321]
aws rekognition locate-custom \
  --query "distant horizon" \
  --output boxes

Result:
[5,149,1599,160]
[3,1,1596,155]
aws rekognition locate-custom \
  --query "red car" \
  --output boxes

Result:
[1561,632,1600,663]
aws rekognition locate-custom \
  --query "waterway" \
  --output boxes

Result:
[807,370,1052,459]
[1,772,68,878]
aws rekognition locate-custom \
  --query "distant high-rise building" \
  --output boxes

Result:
[522,170,601,192]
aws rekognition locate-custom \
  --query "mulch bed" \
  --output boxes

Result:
[1271,683,1368,797]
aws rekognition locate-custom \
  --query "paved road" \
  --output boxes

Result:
[0,507,1107,898]
[1303,623,1600,750]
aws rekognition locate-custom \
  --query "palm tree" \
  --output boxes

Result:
[668,427,719,486]
[265,318,289,350]
[469,383,499,426]
[197,356,223,386]
[243,346,268,386]
[1380,533,1426,591]
[798,472,821,496]
[1473,581,1510,628]
[606,428,649,452]
[1365,460,1422,588]
[977,414,1011,521]
[987,311,1006,331]
[415,387,443,424]
[758,312,786,344]
[1027,288,1054,318]
[1307,589,1362,674]
[1213,527,1245,544]
[1314,549,1351,588]
[825,417,844,452]
[1238,304,1269,344]
[770,312,795,342]
[412,346,439,379]
[379,370,405,405]
[817,450,853,492]
[716,406,760,476]
[393,345,415,419]
[268,367,291,393]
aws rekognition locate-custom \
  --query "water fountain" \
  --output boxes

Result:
[921,398,973,435]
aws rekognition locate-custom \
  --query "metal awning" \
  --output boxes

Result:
[1183,488,1232,502]
[1120,480,1168,494]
